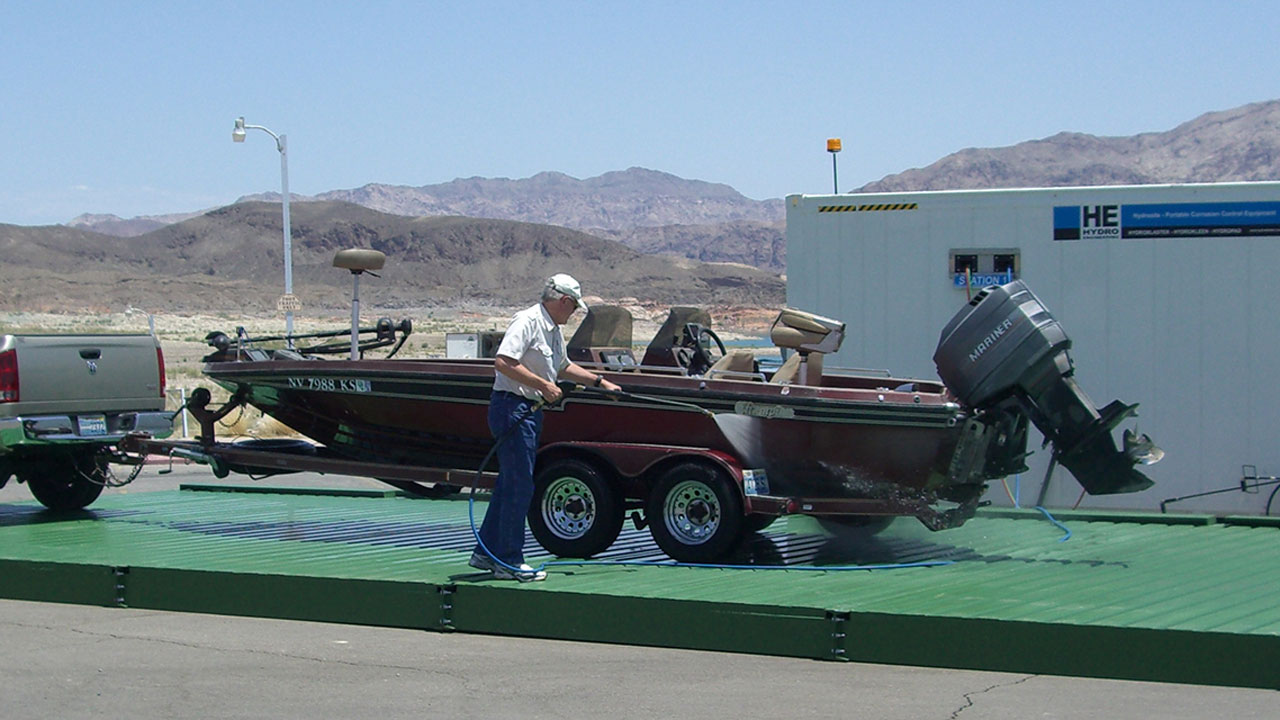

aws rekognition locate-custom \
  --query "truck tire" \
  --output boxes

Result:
[646,461,744,563]
[23,454,107,511]
[529,458,624,558]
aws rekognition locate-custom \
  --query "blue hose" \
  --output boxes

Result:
[1007,473,1072,542]
[1032,505,1073,542]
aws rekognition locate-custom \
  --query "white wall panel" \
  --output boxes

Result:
[787,183,1280,515]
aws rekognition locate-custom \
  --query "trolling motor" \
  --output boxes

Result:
[933,280,1162,495]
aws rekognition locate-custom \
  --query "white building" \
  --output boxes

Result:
[785,182,1280,514]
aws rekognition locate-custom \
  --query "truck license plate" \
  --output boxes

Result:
[77,415,108,437]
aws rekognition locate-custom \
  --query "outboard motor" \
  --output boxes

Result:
[933,280,1161,495]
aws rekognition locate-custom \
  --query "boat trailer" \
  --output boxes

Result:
[120,384,971,528]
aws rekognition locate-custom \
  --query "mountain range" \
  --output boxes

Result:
[19,98,1280,315]
[861,99,1280,192]
[4,201,783,314]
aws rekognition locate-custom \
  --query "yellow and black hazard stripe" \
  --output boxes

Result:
[818,203,919,213]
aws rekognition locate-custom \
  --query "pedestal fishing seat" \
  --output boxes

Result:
[768,308,845,386]
[334,248,386,360]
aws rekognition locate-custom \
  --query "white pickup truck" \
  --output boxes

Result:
[0,333,173,510]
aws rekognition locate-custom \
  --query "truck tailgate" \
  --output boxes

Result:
[3,334,164,415]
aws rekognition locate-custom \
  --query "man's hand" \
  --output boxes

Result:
[541,379,564,405]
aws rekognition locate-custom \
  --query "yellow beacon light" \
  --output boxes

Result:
[827,138,842,192]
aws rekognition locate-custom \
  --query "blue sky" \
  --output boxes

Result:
[2,0,1277,226]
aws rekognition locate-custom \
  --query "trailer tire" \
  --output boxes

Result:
[224,438,316,476]
[647,461,744,563]
[23,454,107,511]
[529,458,624,558]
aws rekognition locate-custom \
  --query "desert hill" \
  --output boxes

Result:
[1,201,784,314]
[304,167,785,232]
[859,99,1280,192]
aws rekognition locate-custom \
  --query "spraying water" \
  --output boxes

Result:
[711,413,769,469]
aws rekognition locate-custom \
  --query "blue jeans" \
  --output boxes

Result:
[476,391,543,565]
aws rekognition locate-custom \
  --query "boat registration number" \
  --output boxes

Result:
[287,377,372,393]
[77,415,108,437]
[742,469,770,496]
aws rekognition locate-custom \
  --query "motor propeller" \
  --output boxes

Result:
[1123,428,1165,466]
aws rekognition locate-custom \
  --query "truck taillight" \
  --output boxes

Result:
[0,349,17,403]
[156,347,166,398]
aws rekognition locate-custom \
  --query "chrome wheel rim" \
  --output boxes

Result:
[542,476,596,540]
[662,479,720,546]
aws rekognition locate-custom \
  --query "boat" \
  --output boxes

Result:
[169,252,1161,562]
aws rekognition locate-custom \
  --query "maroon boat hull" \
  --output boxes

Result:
[206,357,970,499]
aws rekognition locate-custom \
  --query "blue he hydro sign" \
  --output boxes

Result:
[1054,201,1280,241]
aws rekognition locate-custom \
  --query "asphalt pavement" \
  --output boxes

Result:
[1,464,1276,718]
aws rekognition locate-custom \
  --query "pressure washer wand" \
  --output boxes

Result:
[540,380,583,409]
[577,383,714,417]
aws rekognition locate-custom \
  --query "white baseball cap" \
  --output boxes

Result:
[547,273,588,311]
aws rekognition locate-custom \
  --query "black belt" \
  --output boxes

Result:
[492,390,535,402]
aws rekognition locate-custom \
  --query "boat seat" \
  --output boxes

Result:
[333,248,386,273]
[769,308,845,355]
[769,352,824,386]
[768,308,842,386]
[707,350,760,380]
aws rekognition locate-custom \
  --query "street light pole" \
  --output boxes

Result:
[233,116,296,346]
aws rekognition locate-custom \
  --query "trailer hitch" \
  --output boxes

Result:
[185,386,249,449]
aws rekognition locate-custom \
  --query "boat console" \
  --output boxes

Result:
[567,305,636,369]
[638,307,719,373]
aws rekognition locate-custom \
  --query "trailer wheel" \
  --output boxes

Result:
[529,458,624,558]
[22,454,107,511]
[647,462,744,563]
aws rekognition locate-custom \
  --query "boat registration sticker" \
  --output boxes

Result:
[77,415,108,437]
[287,377,373,393]
[742,469,770,496]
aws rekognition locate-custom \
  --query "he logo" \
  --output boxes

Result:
[1053,204,1121,241]
[1082,205,1118,229]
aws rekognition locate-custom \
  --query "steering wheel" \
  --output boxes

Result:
[679,324,726,376]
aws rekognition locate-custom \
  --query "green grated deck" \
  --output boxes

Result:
[1,486,1277,689]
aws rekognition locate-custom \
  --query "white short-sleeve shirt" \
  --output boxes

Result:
[493,302,569,399]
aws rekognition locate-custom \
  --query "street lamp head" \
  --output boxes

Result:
[232,116,247,143]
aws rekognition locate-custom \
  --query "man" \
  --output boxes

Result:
[469,273,622,581]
